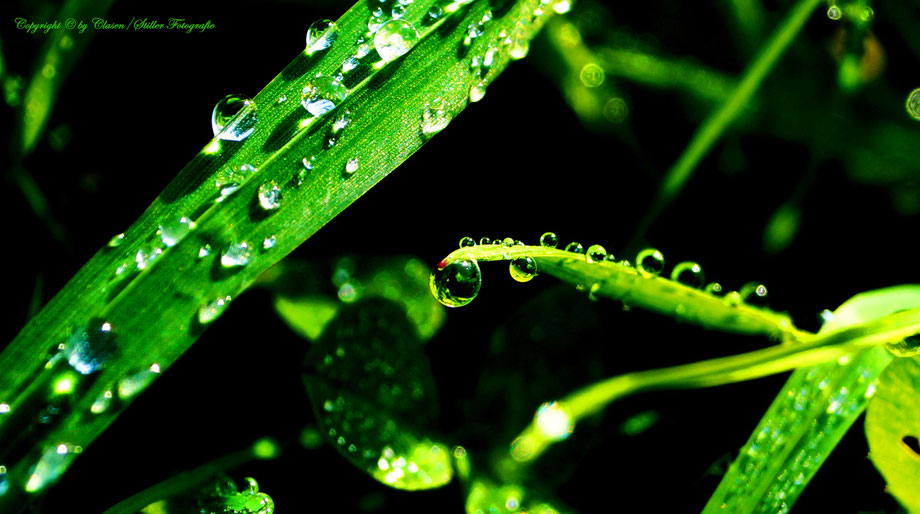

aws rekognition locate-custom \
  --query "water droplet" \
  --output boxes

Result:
[509,257,538,282]
[553,0,571,14]
[535,401,573,441]
[158,216,195,247]
[369,12,388,34]
[262,236,277,251]
[25,443,76,493]
[212,94,258,142]
[342,56,360,73]
[277,94,287,104]
[66,320,118,375]
[586,244,607,263]
[907,88,920,121]
[221,241,252,267]
[333,110,352,133]
[89,390,113,414]
[479,237,491,245]
[0,403,10,414]
[421,98,451,135]
[326,135,338,148]
[860,6,874,21]
[636,248,665,275]
[564,242,584,254]
[459,236,476,248]
[539,232,558,248]
[671,261,705,288]
[428,6,443,19]
[391,4,407,18]
[198,244,212,259]
[215,164,258,200]
[827,5,841,20]
[107,233,125,247]
[469,81,487,102]
[510,36,529,60]
[199,295,232,324]
[135,246,162,270]
[704,282,724,297]
[258,181,282,210]
[464,21,485,46]
[117,363,161,399]
[500,237,514,247]
[306,19,339,54]
[740,282,768,306]
[885,334,920,357]
[296,156,315,186]
[430,259,481,307]
[301,76,348,117]
[374,20,419,62]
[343,158,360,175]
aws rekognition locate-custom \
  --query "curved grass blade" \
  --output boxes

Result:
[437,244,800,339]
[703,285,920,513]
[0,0,557,508]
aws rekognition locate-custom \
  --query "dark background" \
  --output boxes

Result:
[1,0,917,512]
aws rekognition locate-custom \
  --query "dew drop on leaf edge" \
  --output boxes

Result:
[306,19,339,54]
[430,259,481,307]
[636,248,665,275]
[509,257,538,282]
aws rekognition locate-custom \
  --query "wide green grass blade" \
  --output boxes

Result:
[0,0,556,509]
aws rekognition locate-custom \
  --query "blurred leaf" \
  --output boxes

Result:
[465,477,569,514]
[274,296,339,341]
[304,298,451,491]
[866,356,920,513]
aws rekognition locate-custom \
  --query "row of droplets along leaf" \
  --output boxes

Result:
[431,232,769,309]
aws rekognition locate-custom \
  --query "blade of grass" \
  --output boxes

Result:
[628,0,822,246]
[0,0,558,509]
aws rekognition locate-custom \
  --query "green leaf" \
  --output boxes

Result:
[304,298,451,490]
[703,285,920,513]
[866,356,920,513]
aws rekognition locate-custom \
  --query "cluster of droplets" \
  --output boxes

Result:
[826,4,874,22]
[200,475,274,514]
[429,233,772,309]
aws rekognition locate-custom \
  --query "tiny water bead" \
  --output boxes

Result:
[345,158,360,174]
[332,110,352,133]
[502,237,515,247]
[469,81,487,102]
[221,241,252,268]
[907,88,920,121]
[429,259,482,307]
[539,232,558,248]
[258,181,282,210]
[211,94,258,142]
[66,320,118,375]
[705,282,724,297]
[198,244,212,259]
[306,19,339,54]
[586,244,607,263]
[636,248,665,276]
[107,233,125,247]
[301,76,348,117]
[671,261,705,289]
[509,257,538,283]
[374,20,419,62]
[199,296,232,324]
[459,236,476,248]
[740,282,769,306]
[827,5,841,20]
[158,216,195,247]
[421,98,451,135]
[262,236,277,251]
[135,245,162,270]
[564,242,584,254]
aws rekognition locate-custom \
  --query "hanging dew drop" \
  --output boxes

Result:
[564,242,585,254]
[740,282,769,306]
[211,94,258,142]
[158,216,195,247]
[429,259,482,307]
[469,82,487,102]
[826,5,841,20]
[374,20,419,62]
[301,76,348,117]
[586,245,607,263]
[306,19,339,54]
[199,295,232,324]
[636,248,665,275]
[221,241,252,268]
[540,232,558,248]
[704,282,725,297]
[671,261,705,289]
[258,181,282,210]
[509,257,538,282]
[345,158,360,174]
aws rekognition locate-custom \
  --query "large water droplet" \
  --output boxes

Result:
[459,236,476,248]
[636,248,665,275]
[301,76,348,117]
[586,245,607,263]
[374,20,419,62]
[212,94,258,142]
[158,216,195,247]
[430,259,481,307]
[306,19,339,54]
[540,232,558,248]
[215,164,258,200]
[66,320,118,375]
[671,261,705,288]
[199,295,232,324]
[258,181,282,210]
[221,242,252,267]
[509,257,538,282]
[469,81,487,102]
[421,98,451,135]
[564,242,584,254]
